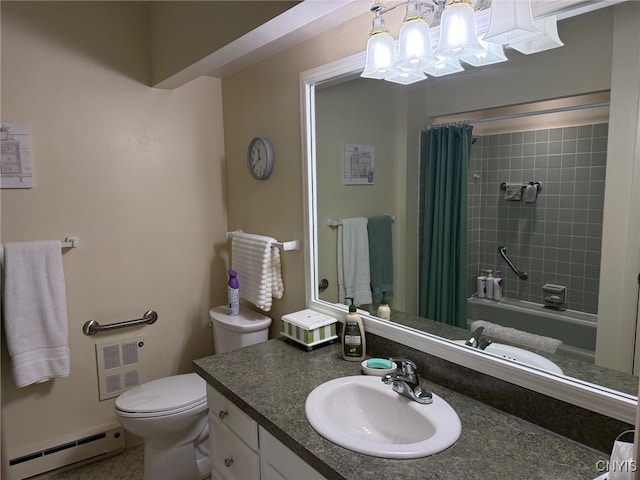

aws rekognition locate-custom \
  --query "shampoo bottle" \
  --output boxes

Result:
[342,297,366,361]
[485,270,494,299]
[377,291,391,320]
[494,270,503,301]
[477,269,486,298]
[227,269,239,315]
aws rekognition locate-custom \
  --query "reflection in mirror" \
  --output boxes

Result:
[309,4,639,404]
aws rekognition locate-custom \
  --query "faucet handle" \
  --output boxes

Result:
[389,358,417,375]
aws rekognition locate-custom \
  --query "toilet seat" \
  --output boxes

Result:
[115,373,206,418]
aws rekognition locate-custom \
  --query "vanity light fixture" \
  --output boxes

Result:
[361,0,564,85]
[433,0,484,58]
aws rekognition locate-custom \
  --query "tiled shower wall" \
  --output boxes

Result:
[467,123,608,314]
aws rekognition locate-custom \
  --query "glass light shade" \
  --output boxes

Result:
[385,68,427,85]
[361,32,398,79]
[509,16,564,54]
[396,18,438,70]
[483,0,538,45]
[434,2,484,58]
[459,39,508,67]
[423,55,465,77]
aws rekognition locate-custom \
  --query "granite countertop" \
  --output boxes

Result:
[194,338,607,480]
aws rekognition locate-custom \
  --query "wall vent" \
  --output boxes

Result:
[95,335,147,401]
[7,425,124,480]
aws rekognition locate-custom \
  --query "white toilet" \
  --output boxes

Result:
[115,305,272,480]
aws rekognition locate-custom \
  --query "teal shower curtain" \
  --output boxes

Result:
[418,124,472,328]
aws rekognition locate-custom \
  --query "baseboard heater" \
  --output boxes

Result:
[8,425,125,480]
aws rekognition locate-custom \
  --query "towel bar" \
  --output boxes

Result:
[327,215,395,227]
[82,310,158,336]
[226,230,299,251]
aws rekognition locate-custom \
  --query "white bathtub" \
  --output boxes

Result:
[466,296,597,363]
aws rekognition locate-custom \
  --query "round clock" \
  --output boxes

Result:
[247,137,274,180]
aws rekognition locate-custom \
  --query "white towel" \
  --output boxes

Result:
[231,232,283,312]
[470,320,562,353]
[2,241,70,387]
[337,217,373,306]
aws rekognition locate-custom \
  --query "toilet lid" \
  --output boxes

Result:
[115,373,206,414]
[209,306,272,333]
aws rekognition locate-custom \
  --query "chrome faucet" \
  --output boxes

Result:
[465,326,493,350]
[381,358,433,404]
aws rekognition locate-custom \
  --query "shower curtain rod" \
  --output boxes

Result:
[428,101,609,128]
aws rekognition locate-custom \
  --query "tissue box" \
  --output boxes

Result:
[281,309,338,349]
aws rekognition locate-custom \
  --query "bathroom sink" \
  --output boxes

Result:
[305,375,461,459]
[453,340,564,375]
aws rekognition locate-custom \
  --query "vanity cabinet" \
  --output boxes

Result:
[206,385,325,480]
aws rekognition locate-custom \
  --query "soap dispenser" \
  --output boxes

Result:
[377,291,391,320]
[342,297,366,361]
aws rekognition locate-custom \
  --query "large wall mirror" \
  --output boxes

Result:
[301,1,640,424]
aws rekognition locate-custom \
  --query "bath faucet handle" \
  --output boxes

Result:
[389,358,417,376]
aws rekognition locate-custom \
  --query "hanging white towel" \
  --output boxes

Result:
[337,217,373,306]
[231,232,283,312]
[2,240,70,387]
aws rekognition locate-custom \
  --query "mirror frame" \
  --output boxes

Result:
[300,2,637,425]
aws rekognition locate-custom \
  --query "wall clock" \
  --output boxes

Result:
[247,137,274,180]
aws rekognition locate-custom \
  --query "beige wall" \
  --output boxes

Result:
[1,2,227,457]
[220,10,374,337]
[315,80,408,311]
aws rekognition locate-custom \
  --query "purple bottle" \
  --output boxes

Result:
[227,269,239,315]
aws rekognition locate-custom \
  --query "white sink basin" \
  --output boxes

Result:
[305,375,461,459]
[454,340,564,375]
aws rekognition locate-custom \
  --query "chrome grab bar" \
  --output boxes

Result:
[498,246,528,280]
[82,310,158,336]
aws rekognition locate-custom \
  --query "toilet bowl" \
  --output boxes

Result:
[115,305,271,480]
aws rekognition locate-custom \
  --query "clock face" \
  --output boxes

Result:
[247,137,274,180]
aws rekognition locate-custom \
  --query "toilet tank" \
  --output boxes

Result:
[209,305,272,354]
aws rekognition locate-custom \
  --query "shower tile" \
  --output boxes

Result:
[549,128,563,141]
[549,141,562,155]
[572,208,588,222]
[562,139,577,154]
[523,143,536,156]
[575,153,591,167]
[577,138,592,153]
[535,143,549,156]
[592,136,608,152]
[562,126,578,140]
[593,123,609,136]
[535,129,549,142]
[575,167,590,181]
[523,130,536,143]
[578,124,593,138]
[571,222,587,236]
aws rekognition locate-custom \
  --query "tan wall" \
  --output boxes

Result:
[1,2,227,456]
[220,11,374,337]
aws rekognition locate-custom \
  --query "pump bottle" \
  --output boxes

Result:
[486,270,494,299]
[342,297,366,361]
[377,290,391,320]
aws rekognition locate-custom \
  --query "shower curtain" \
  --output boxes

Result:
[419,124,472,328]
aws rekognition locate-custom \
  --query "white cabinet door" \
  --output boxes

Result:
[259,426,326,480]
[210,414,260,480]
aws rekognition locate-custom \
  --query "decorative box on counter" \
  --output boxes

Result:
[280,309,338,350]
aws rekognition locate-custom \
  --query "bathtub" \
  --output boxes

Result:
[466,296,597,363]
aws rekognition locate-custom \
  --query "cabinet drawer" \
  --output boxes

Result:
[210,413,260,480]
[207,385,258,450]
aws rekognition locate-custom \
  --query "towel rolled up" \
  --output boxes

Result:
[470,320,562,353]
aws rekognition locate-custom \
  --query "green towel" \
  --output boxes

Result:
[367,215,393,303]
